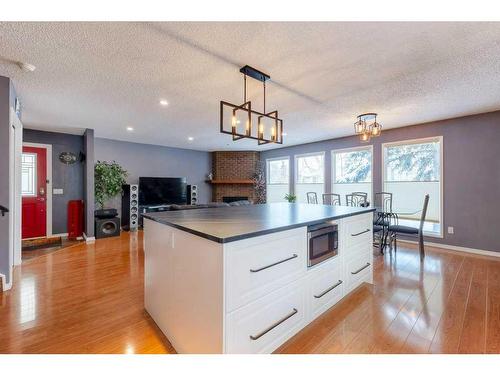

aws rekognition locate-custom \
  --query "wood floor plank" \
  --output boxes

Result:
[2,231,500,354]
[457,259,488,353]
[428,257,475,353]
[486,260,500,353]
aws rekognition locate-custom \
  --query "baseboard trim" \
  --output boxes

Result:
[0,273,12,291]
[398,239,500,259]
[82,233,96,243]
[49,232,68,238]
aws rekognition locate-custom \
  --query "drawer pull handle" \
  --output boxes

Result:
[250,254,298,273]
[351,229,370,237]
[351,262,371,275]
[249,308,298,341]
[314,280,343,299]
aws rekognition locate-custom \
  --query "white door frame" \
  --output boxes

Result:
[11,110,23,266]
[22,142,53,240]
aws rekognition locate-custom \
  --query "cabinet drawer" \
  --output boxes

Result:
[344,250,372,295]
[224,228,307,312]
[308,258,344,321]
[344,241,372,263]
[344,214,373,248]
[225,281,306,354]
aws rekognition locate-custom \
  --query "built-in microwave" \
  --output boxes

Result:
[307,221,339,267]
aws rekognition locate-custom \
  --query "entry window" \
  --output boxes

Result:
[22,153,37,197]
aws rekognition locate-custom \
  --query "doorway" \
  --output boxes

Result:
[21,143,52,240]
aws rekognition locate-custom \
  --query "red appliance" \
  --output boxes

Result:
[68,200,84,240]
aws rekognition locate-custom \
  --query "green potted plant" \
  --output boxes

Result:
[94,160,128,209]
[284,193,297,203]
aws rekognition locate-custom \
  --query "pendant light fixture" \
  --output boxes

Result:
[354,113,382,142]
[220,65,283,145]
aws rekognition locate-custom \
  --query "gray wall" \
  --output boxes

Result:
[0,76,11,284]
[84,129,95,238]
[262,110,500,253]
[94,137,212,214]
[23,129,84,234]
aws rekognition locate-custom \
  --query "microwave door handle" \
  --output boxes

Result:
[309,226,336,239]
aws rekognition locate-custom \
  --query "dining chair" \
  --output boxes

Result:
[374,192,393,213]
[346,193,367,207]
[372,192,393,254]
[306,192,318,204]
[388,194,429,260]
[322,193,341,206]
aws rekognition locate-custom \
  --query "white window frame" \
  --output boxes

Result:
[331,145,374,201]
[294,151,326,199]
[266,156,291,200]
[381,136,444,238]
[21,152,37,197]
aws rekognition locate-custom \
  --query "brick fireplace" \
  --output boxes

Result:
[210,151,260,203]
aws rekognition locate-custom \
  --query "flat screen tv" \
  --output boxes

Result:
[139,177,187,206]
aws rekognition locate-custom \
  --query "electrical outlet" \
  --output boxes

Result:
[447,226,454,234]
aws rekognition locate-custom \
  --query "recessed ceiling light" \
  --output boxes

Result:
[126,126,134,132]
[17,62,36,72]
[188,137,194,141]
[159,99,169,106]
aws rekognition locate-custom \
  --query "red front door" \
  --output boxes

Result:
[22,146,47,239]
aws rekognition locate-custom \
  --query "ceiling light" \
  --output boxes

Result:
[159,99,169,106]
[126,126,134,132]
[188,137,194,141]
[17,62,36,72]
[354,113,382,142]
[220,65,284,146]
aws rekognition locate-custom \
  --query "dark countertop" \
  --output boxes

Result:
[142,203,375,243]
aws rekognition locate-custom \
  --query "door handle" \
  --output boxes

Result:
[249,308,298,340]
[39,187,45,196]
[0,205,8,217]
[250,254,298,273]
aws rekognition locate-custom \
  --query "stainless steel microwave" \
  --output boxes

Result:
[307,221,339,267]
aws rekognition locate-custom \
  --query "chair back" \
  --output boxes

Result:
[374,192,393,213]
[419,194,430,233]
[306,192,318,204]
[346,193,367,207]
[322,193,341,206]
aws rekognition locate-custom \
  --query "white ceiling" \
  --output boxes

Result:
[1,22,500,151]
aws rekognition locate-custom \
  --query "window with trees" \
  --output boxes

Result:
[383,137,443,236]
[295,152,325,203]
[332,146,372,204]
[266,157,290,203]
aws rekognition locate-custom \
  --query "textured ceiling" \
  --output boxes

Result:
[1,22,500,151]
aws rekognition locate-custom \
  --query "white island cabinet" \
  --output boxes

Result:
[144,205,373,354]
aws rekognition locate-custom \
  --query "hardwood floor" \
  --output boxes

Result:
[1,231,499,354]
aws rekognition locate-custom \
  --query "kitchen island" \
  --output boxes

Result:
[143,203,374,354]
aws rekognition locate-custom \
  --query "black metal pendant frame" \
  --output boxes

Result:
[220,101,283,144]
[220,65,283,145]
